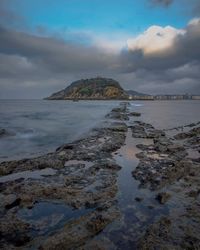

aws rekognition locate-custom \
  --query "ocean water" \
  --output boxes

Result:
[0,99,199,162]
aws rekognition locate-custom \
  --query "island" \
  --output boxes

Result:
[45,77,129,100]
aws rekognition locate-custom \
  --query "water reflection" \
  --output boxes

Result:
[97,129,168,249]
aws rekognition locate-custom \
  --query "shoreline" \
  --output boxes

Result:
[45,98,200,101]
[0,102,200,249]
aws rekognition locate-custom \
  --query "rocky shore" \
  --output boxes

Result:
[131,121,200,249]
[0,102,199,249]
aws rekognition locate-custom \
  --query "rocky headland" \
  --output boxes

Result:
[0,102,200,249]
[45,77,129,100]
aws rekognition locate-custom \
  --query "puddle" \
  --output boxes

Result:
[97,128,169,249]
[18,201,93,236]
[0,168,57,183]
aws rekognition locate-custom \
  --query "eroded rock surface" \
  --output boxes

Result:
[1,103,200,250]
[0,102,129,249]
[133,121,200,250]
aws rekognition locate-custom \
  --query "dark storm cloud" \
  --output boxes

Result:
[116,63,200,95]
[0,25,119,98]
[0,26,117,74]
[192,1,200,15]
[150,0,173,7]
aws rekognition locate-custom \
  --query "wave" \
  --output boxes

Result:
[131,103,144,107]
[16,129,41,139]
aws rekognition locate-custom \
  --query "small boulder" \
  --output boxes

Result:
[156,192,171,204]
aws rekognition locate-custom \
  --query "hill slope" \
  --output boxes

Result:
[126,90,150,96]
[46,77,128,100]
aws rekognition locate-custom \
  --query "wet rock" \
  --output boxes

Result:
[154,139,188,159]
[134,121,154,129]
[131,122,165,139]
[181,235,200,250]
[135,152,149,160]
[80,238,113,250]
[0,214,30,247]
[156,192,171,204]
[0,194,21,210]
[187,189,200,198]
[0,128,15,138]
[6,234,30,247]
[39,208,119,250]
[129,112,141,117]
[87,214,109,233]
[0,155,65,177]
[135,197,143,202]
[131,125,146,138]
[147,129,165,139]
[167,144,184,152]
[100,161,122,171]
[110,125,127,133]
[154,137,172,153]
[56,143,75,151]
[20,194,34,208]
[0,128,7,137]
[174,126,200,140]
[85,201,98,208]
[138,217,171,249]
[136,144,152,151]
[139,186,200,249]
[132,159,192,190]
[174,132,191,140]
[186,136,200,146]
[106,106,129,121]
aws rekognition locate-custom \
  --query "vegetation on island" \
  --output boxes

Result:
[46,77,129,100]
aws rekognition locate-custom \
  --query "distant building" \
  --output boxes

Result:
[153,94,200,100]
[183,93,192,100]
[129,95,154,100]
[128,94,200,101]
[154,95,185,100]
[192,95,200,100]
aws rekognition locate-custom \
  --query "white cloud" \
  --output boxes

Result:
[127,25,185,55]
[188,17,200,26]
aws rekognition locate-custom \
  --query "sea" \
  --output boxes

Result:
[0,99,199,162]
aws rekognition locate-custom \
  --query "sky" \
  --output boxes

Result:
[0,0,200,98]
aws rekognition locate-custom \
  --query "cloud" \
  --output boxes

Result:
[0,17,200,98]
[117,18,200,94]
[0,26,118,74]
[0,25,121,98]
[150,0,200,15]
[127,25,185,54]
[122,18,200,71]
[150,0,173,7]
[0,0,24,27]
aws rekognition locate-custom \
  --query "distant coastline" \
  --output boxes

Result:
[45,77,200,101]
[44,95,200,101]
